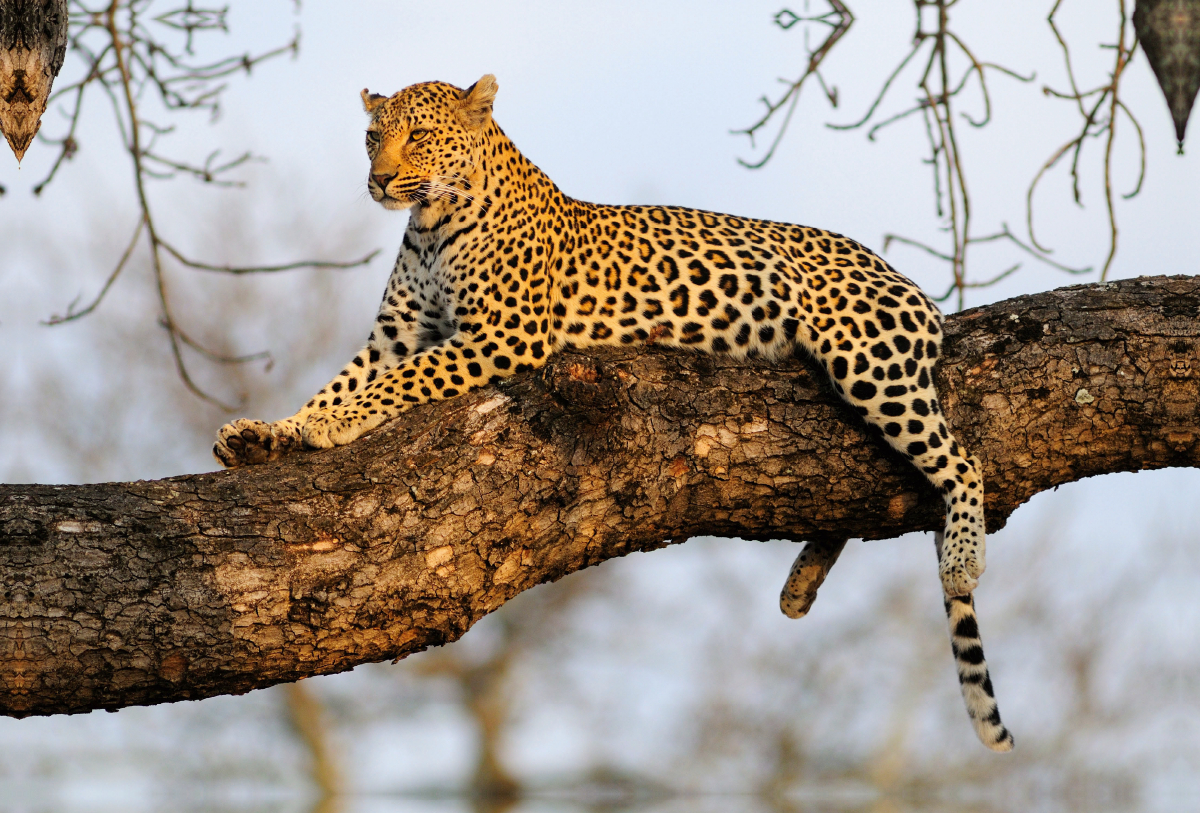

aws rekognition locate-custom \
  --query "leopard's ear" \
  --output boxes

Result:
[361,89,387,114]
[457,74,497,130]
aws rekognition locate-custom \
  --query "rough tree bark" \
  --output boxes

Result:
[0,0,69,163]
[3,275,1199,718]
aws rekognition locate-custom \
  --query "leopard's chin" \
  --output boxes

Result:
[379,196,414,211]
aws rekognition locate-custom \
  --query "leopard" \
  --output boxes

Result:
[213,75,1013,751]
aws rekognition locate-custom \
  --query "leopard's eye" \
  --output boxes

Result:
[365,130,380,147]
[408,128,429,144]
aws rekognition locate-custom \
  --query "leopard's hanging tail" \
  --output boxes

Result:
[782,536,1014,751]
[945,591,1014,752]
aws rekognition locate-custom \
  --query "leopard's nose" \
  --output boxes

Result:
[371,172,395,188]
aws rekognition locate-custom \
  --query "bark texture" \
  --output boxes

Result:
[0,0,68,162]
[3,274,1200,718]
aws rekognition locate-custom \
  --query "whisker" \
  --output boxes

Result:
[429,174,476,201]
[424,181,475,204]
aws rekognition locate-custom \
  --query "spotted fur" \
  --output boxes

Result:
[780,538,847,619]
[937,525,1013,750]
[945,594,1013,750]
[213,75,1007,748]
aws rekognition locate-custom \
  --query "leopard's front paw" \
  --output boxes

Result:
[213,419,300,468]
[301,411,376,450]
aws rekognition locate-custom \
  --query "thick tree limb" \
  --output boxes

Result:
[3,275,1200,718]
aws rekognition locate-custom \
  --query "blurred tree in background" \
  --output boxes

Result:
[2,2,1199,812]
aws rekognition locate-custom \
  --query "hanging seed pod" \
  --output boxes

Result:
[1134,0,1200,152]
[0,0,68,163]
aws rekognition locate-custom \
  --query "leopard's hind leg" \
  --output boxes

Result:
[779,538,848,619]
[825,337,986,598]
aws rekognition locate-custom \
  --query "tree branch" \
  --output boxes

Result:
[4,275,1200,718]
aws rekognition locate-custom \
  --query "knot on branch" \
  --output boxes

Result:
[541,354,622,412]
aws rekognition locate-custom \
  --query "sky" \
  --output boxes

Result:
[4,0,1198,478]
[3,0,1200,807]
[3,0,1195,557]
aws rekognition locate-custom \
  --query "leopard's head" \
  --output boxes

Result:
[361,75,497,210]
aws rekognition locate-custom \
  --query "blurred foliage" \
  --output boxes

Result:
[3,2,1198,811]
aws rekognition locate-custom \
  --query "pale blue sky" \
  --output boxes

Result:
[2,2,1199,801]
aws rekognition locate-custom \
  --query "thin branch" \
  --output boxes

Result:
[35,1,368,406]
[863,99,928,142]
[167,320,271,367]
[826,40,924,131]
[734,1,855,169]
[975,224,1093,275]
[1099,2,1136,281]
[930,263,1020,303]
[1047,0,1087,120]
[749,0,1044,309]
[883,223,1092,296]
[884,233,954,263]
[43,216,146,325]
[141,148,259,185]
[1027,0,1143,281]
[107,0,231,408]
[31,39,103,195]
[161,241,381,275]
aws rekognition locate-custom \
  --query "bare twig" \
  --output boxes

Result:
[740,2,1159,309]
[839,0,1041,310]
[168,321,271,367]
[1027,0,1143,281]
[43,216,144,325]
[733,1,855,169]
[35,1,376,406]
[161,241,381,275]
[740,1,1068,310]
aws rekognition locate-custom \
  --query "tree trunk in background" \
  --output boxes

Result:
[3,274,1200,717]
[0,0,68,163]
